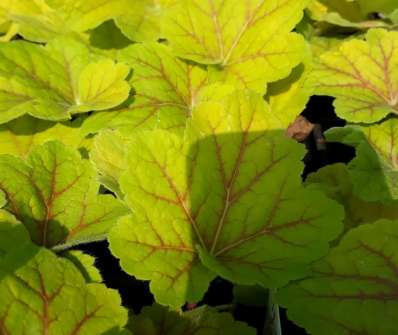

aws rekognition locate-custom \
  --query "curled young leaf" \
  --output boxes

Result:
[109,90,343,307]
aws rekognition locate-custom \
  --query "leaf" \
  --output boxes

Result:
[277,220,398,335]
[129,304,255,335]
[307,29,398,124]
[0,35,130,124]
[0,115,86,157]
[1,0,130,43]
[116,42,209,130]
[233,285,268,306]
[90,129,131,197]
[0,141,128,248]
[63,250,103,283]
[327,119,398,201]
[357,0,398,16]
[115,0,176,42]
[0,248,127,334]
[89,20,132,50]
[109,90,343,307]
[163,0,309,93]
[307,163,398,233]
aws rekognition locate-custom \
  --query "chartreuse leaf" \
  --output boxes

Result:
[129,304,255,335]
[0,115,86,157]
[0,247,127,334]
[90,129,131,197]
[109,90,343,307]
[0,141,128,248]
[0,36,130,124]
[84,42,210,133]
[307,29,398,124]
[327,119,398,201]
[115,0,176,42]
[307,163,398,233]
[163,0,309,93]
[357,0,398,16]
[63,250,102,283]
[278,220,398,335]
[0,0,129,42]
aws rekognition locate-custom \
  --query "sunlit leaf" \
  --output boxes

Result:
[109,90,343,307]
[63,250,103,283]
[0,248,127,334]
[307,29,398,123]
[0,35,130,124]
[0,141,128,248]
[163,0,309,92]
[1,0,130,42]
[278,220,398,335]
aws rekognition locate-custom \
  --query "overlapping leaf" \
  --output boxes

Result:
[0,115,86,157]
[0,141,128,248]
[109,90,343,307]
[307,29,398,123]
[307,163,398,233]
[0,248,127,334]
[129,304,255,335]
[327,119,398,201]
[278,220,398,335]
[0,35,130,124]
[0,0,130,42]
[163,0,309,92]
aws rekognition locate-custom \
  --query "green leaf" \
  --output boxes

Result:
[63,250,103,283]
[0,141,128,248]
[0,115,86,157]
[277,220,398,335]
[115,0,176,42]
[357,0,398,16]
[163,0,309,93]
[90,129,131,197]
[307,29,398,124]
[0,36,130,124]
[129,304,255,335]
[307,163,398,233]
[233,285,268,307]
[0,248,127,334]
[1,0,130,42]
[117,42,209,131]
[109,90,343,307]
[327,119,398,201]
[89,20,132,50]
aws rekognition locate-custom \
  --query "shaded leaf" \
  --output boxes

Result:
[0,248,127,334]
[307,29,398,123]
[278,220,398,335]
[0,141,128,248]
[0,36,130,124]
[129,304,255,335]
[109,90,343,307]
[163,0,309,92]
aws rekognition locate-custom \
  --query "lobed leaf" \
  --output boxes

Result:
[109,90,343,307]
[0,248,127,334]
[0,0,130,42]
[0,141,128,248]
[307,29,398,124]
[278,220,398,335]
[0,36,130,124]
[163,0,309,93]
[129,304,255,335]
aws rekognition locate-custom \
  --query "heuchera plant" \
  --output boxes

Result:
[0,0,397,334]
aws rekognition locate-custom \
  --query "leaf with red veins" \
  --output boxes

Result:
[0,141,128,248]
[308,29,398,124]
[116,42,209,131]
[278,220,398,335]
[109,90,343,307]
[0,248,127,335]
[162,0,309,93]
